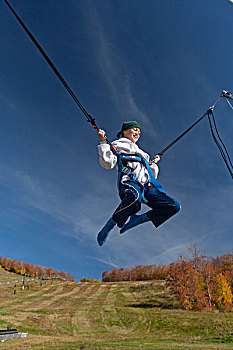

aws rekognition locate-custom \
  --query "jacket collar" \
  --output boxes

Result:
[117,137,137,145]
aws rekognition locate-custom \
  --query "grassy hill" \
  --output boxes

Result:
[0,270,232,349]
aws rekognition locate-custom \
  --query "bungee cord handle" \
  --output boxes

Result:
[221,90,233,101]
[221,90,233,110]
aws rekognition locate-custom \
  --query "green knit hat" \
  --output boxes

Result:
[117,121,142,138]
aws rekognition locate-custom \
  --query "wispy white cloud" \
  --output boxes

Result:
[0,154,232,274]
[87,255,119,269]
[85,3,158,138]
[0,164,117,241]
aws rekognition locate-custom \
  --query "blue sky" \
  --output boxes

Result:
[1,0,233,281]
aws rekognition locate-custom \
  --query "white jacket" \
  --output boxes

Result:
[97,137,159,185]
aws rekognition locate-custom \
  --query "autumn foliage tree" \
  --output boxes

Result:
[168,249,233,311]
[102,264,169,282]
[102,247,233,312]
[0,255,74,281]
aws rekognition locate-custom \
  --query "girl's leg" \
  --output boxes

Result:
[120,187,180,233]
[97,218,117,246]
[112,181,142,227]
[145,188,180,227]
[97,181,142,246]
[120,213,149,234]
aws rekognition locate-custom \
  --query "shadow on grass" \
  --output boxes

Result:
[204,336,233,345]
[127,302,180,309]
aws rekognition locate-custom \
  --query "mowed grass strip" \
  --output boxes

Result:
[0,271,232,349]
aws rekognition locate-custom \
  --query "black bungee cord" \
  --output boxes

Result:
[3,0,233,178]
[208,109,233,179]
[158,92,233,179]
[3,0,104,136]
[158,108,212,156]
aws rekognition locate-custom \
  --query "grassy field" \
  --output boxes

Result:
[0,270,233,349]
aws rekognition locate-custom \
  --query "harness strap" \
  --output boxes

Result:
[110,146,166,201]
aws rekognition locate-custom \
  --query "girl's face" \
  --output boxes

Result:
[123,127,141,143]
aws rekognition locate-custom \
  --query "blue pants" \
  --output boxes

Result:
[112,180,180,228]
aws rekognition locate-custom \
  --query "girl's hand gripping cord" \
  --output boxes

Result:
[152,155,161,164]
[98,129,107,142]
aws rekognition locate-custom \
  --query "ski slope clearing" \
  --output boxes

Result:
[0,271,232,349]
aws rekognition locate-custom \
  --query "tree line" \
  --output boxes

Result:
[0,255,74,281]
[102,247,233,311]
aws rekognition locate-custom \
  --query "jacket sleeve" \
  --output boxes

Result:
[97,141,117,169]
[150,162,159,179]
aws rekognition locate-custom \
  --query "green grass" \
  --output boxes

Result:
[0,271,232,349]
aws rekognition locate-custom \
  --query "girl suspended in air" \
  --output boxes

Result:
[97,121,180,246]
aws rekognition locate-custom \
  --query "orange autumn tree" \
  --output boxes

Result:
[102,247,233,312]
[102,263,169,282]
[168,247,233,311]
[168,255,216,311]
[0,255,74,281]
